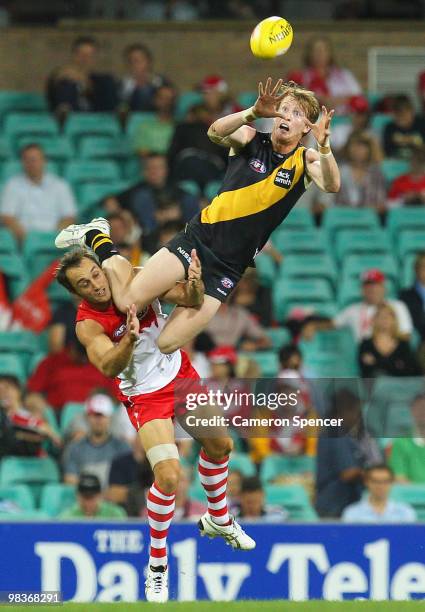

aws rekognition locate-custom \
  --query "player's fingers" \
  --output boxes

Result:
[271,78,283,96]
[265,77,272,94]
[304,118,314,128]
[258,81,264,97]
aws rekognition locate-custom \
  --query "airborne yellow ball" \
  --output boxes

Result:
[250,16,293,60]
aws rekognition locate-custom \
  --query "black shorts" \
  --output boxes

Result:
[165,225,242,303]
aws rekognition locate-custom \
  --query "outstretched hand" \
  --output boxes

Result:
[305,105,335,146]
[126,303,139,342]
[253,77,286,119]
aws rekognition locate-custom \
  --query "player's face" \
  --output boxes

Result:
[272,95,309,144]
[67,258,112,305]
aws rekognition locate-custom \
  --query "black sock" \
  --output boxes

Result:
[85,230,118,263]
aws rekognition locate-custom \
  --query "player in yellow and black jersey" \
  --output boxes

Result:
[55,79,341,353]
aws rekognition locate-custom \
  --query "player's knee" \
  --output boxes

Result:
[153,459,181,494]
[203,437,233,460]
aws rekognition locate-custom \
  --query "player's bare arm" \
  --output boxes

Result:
[207,77,285,149]
[76,304,139,378]
[305,105,340,193]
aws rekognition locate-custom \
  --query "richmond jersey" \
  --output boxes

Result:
[188,132,311,272]
[76,299,181,396]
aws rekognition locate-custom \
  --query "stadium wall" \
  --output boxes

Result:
[0,21,424,92]
[0,521,424,601]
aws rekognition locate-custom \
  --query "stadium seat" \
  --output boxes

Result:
[387,207,425,239]
[0,484,35,512]
[125,112,158,138]
[0,330,40,373]
[278,253,337,288]
[177,179,202,197]
[79,135,132,160]
[265,485,318,521]
[338,276,396,308]
[122,156,142,182]
[329,114,351,127]
[239,350,280,377]
[4,113,59,145]
[255,252,276,288]
[274,208,314,230]
[381,158,409,184]
[77,181,131,215]
[28,351,47,375]
[272,229,327,255]
[334,229,391,262]
[204,180,222,202]
[0,92,47,121]
[370,113,392,136]
[398,230,425,260]
[300,328,359,377]
[273,278,334,321]
[0,456,60,504]
[64,113,121,144]
[237,91,257,108]
[401,253,416,288]
[322,207,379,239]
[265,327,292,350]
[1,159,59,182]
[22,232,59,280]
[341,254,399,285]
[127,115,174,154]
[0,253,29,299]
[261,455,315,482]
[60,402,86,434]
[0,136,13,159]
[47,281,72,305]
[15,135,74,161]
[391,485,425,521]
[0,227,18,254]
[64,160,121,185]
[39,483,76,517]
[175,91,203,120]
[229,453,257,476]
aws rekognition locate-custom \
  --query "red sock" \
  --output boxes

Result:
[147,482,175,568]
[198,449,231,526]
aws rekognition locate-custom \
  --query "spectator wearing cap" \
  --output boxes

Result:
[120,43,174,113]
[60,473,126,519]
[233,476,287,522]
[0,143,76,243]
[358,303,422,378]
[335,269,413,341]
[335,131,387,214]
[383,95,425,160]
[200,74,242,122]
[63,395,130,488]
[205,300,271,351]
[342,464,416,523]
[399,252,425,343]
[332,95,383,160]
[388,146,425,207]
[390,394,425,484]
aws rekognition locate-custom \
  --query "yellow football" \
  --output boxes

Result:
[250,16,293,60]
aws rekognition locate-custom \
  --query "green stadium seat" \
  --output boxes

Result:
[322,207,379,239]
[22,232,59,280]
[341,254,399,285]
[1,160,59,182]
[381,158,409,184]
[177,180,202,197]
[330,114,351,127]
[272,229,327,255]
[261,455,315,482]
[371,113,392,135]
[0,92,47,119]
[255,252,276,288]
[122,156,142,182]
[265,484,318,521]
[28,351,47,375]
[15,135,74,161]
[64,113,121,144]
[229,453,257,476]
[0,227,18,254]
[391,484,425,521]
[0,510,49,520]
[0,456,59,504]
[387,207,425,239]
[366,92,381,108]
[125,112,158,138]
[204,180,221,202]
[0,136,13,160]
[237,91,257,108]
[47,281,72,305]
[39,483,76,517]
[335,229,391,262]
[280,208,314,230]
[278,253,337,287]
[4,113,59,144]
[273,278,334,321]
[77,181,130,215]
[175,92,203,120]
[0,484,35,512]
[61,402,86,434]
[130,118,174,155]
[0,253,29,299]
[238,350,280,377]
[398,230,425,260]
[64,160,121,184]
[265,327,292,350]
[79,135,132,159]
[401,254,416,288]
[0,331,40,373]
[300,328,359,377]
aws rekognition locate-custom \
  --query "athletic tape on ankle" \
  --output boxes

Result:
[146,443,179,469]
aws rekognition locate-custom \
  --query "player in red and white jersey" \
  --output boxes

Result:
[56,246,255,603]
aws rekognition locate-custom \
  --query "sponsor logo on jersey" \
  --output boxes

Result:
[221,277,234,289]
[177,246,192,263]
[113,323,127,338]
[216,287,227,296]
[249,158,267,173]
[274,167,295,188]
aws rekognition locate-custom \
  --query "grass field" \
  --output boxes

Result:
[0,601,424,611]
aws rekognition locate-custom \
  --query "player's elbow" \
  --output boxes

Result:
[157,336,179,355]
[325,179,340,193]
[100,360,122,378]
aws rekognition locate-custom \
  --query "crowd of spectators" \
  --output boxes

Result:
[1,32,425,523]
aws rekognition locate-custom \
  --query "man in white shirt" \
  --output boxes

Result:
[342,464,416,523]
[0,143,76,242]
[334,269,413,341]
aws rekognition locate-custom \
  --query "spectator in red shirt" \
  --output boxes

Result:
[388,146,425,206]
[27,340,116,411]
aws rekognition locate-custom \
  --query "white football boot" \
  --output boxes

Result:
[198,512,256,550]
[55,217,110,249]
[145,564,169,603]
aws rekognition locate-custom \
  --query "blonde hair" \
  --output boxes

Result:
[278,81,320,123]
[372,303,400,339]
